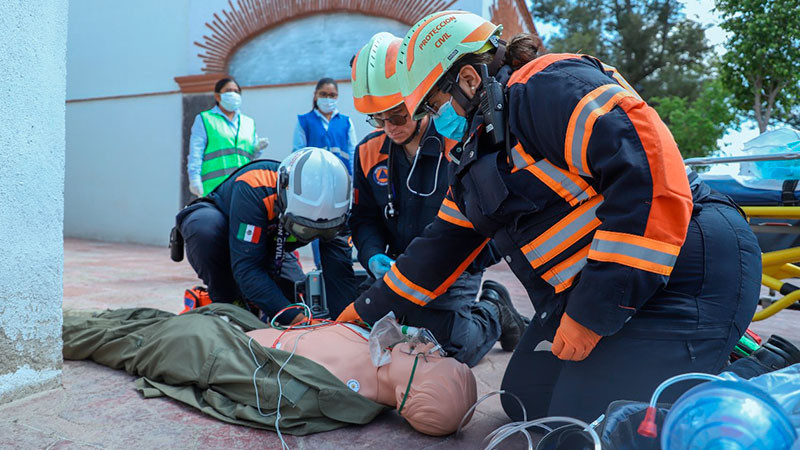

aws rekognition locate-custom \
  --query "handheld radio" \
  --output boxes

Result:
[477,63,507,146]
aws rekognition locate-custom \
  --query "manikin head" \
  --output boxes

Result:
[381,343,477,436]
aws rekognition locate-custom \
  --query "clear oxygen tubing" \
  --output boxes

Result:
[406,135,444,197]
[647,372,725,408]
[637,372,726,438]
[455,390,531,437]
[485,416,602,450]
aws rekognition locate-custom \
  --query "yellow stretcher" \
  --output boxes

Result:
[685,152,800,321]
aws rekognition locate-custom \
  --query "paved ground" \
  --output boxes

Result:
[1,238,798,449]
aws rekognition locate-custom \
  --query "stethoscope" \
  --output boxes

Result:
[384,134,445,220]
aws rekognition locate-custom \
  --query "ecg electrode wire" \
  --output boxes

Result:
[248,329,315,450]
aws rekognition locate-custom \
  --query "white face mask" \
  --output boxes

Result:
[316,97,338,114]
[219,92,241,112]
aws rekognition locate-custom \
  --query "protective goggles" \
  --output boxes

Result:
[280,213,347,243]
[366,113,409,128]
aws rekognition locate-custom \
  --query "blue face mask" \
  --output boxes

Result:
[432,99,468,141]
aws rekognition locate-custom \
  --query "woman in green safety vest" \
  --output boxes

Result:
[188,77,270,196]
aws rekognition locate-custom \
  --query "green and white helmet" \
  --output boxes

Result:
[351,32,405,114]
[397,11,503,119]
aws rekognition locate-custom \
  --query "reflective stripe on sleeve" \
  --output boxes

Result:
[522,195,603,269]
[510,143,535,170]
[384,266,434,306]
[543,244,591,293]
[565,84,634,177]
[437,198,473,229]
[601,63,643,100]
[525,159,596,206]
[589,230,681,276]
[511,143,597,206]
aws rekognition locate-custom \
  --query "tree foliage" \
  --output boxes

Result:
[716,0,800,133]
[652,78,739,159]
[534,0,711,101]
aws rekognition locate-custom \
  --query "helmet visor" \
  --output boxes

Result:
[282,213,347,242]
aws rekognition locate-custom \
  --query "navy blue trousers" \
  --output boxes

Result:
[501,200,762,422]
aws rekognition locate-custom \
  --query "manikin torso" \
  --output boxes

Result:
[247,323,478,436]
[248,325,383,402]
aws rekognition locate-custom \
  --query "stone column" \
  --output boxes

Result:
[0,0,68,404]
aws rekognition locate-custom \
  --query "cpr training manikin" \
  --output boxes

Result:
[248,322,478,436]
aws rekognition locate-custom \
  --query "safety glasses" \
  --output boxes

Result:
[418,78,453,120]
[366,113,409,128]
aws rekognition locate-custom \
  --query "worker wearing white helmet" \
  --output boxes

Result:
[174,147,353,325]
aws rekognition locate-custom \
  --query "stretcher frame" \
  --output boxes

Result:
[685,152,800,321]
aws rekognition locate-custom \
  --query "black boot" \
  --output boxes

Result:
[480,280,529,351]
[751,335,800,371]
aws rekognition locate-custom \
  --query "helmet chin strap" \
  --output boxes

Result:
[398,119,423,147]
[441,40,508,119]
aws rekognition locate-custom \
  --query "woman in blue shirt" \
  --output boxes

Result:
[292,78,357,174]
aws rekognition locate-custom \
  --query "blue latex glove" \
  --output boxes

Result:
[368,253,394,279]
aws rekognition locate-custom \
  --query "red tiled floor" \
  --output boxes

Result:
[0,238,797,449]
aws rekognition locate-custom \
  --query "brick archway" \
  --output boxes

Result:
[194,0,457,74]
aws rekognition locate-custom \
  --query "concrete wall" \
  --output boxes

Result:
[66,0,191,100]
[64,0,192,245]
[0,0,68,404]
[64,94,183,245]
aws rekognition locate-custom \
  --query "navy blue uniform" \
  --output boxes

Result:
[176,160,354,323]
[349,122,501,366]
[351,54,761,418]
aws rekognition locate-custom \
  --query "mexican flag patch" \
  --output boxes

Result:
[237,223,261,243]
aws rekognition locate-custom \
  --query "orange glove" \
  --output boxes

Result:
[551,313,602,361]
[336,302,362,323]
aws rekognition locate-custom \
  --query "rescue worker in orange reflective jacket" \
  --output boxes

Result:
[337,12,762,421]
[349,33,527,367]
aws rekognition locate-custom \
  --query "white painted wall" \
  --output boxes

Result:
[66,0,191,99]
[0,0,67,404]
[65,94,183,245]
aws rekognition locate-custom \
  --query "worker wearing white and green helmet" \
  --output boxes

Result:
[348,32,526,368]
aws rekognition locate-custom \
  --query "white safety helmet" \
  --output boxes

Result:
[276,147,352,242]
